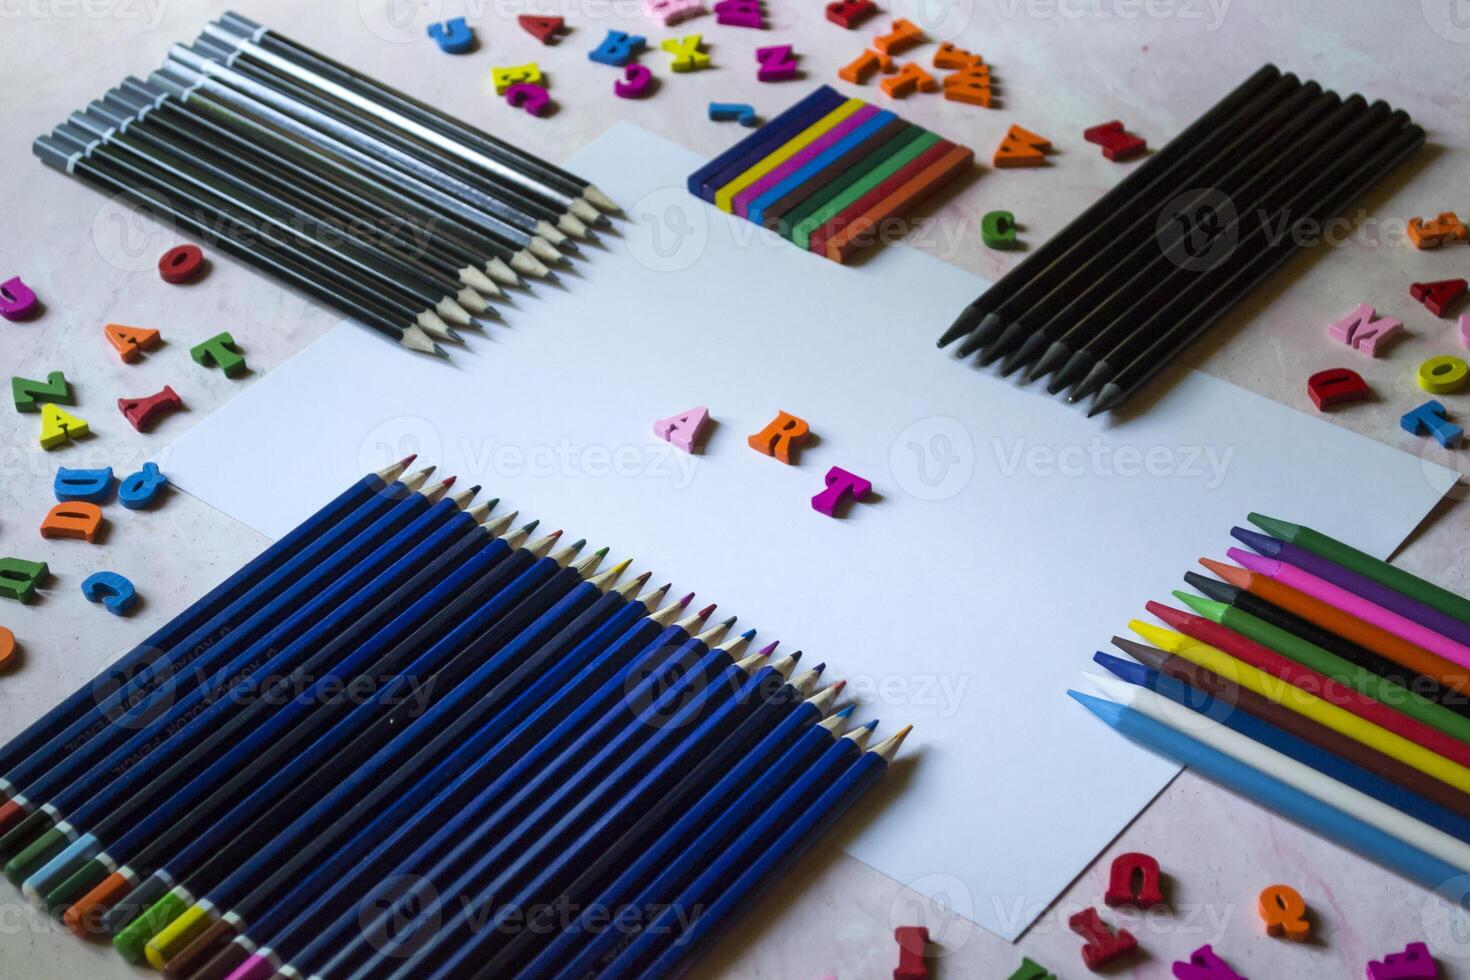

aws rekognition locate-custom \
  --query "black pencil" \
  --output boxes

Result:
[1086,115,1424,414]
[48,124,467,346]
[1004,85,1345,379]
[35,135,443,355]
[1006,92,1381,383]
[937,64,1285,348]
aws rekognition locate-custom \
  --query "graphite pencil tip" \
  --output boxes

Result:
[1047,350,1093,395]
[558,213,590,239]
[956,312,1005,357]
[401,325,441,355]
[583,185,621,214]
[981,322,1029,370]
[1002,332,1050,378]
[1087,382,1126,417]
[937,306,983,348]
[570,197,600,223]
[1069,363,1112,405]
[1026,341,1071,383]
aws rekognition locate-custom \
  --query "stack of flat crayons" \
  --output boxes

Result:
[1077,513,1470,901]
[688,85,975,264]
[34,12,618,358]
[938,64,1424,416]
[0,458,908,979]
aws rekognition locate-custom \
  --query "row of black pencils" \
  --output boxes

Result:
[939,63,1424,416]
[35,12,620,357]
[0,458,907,980]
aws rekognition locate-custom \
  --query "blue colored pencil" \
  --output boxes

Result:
[1070,690,1469,901]
[123,540,611,963]
[1094,651,1470,844]
[21,491,485,903]
[0,475,447,875]
[273,601,723,977]
[602,724,909,980]
[93,519,544,936]
[481,680,846,978]
[377,652,807,980]
[2,482,464,888]
[35,508,515,913]
[312,622,761,980]
[0,464,427,856]
[0,458,411,799]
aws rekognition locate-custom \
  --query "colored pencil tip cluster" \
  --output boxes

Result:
[1073,509,1470,974]
[688,85,974,264]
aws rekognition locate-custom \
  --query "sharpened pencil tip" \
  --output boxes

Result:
[400,454,418,466]
[812,663,826,675]
[758,641,779,656]
[593,546,609,558]
[522,519,541,532]
[440,476,457,489]
[834,702,853,716]
[740,628,757,640]
[719,616,737,627]
[696,603,717,618]
[863,719,879,730]
[677,592,694,608]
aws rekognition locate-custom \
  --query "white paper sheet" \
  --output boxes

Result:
[160,123,1456,941]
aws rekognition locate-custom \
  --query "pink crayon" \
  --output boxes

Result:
[1227,548,1470,670]
[731,105,877,218]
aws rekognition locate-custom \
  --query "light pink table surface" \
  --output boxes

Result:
[2,1,1469,976]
